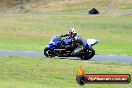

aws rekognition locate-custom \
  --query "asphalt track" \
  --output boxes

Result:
[0,12,132,16]
[0,49,132,64]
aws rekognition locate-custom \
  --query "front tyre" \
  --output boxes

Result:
[44,47,54,57]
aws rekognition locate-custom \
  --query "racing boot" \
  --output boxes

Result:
[70,52,80,57]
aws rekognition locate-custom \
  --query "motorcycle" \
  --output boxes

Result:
[44,35,99,60]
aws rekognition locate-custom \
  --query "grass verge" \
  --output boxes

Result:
[0,56,132,88]
[0,0,132,14]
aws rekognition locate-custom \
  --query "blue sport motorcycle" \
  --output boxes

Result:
[44,35,99,60]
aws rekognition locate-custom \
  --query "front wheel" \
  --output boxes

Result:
[80,47,95,60]
[44,47,54,57]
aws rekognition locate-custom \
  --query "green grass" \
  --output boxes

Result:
[0,56,132,88]
[0,14,132,55]
[0,0,132,14]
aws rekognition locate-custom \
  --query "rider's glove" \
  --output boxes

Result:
[61,34,68,37]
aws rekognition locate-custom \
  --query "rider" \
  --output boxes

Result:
[61,28,85,56]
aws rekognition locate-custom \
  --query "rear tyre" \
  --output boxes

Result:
[80,47,95,60]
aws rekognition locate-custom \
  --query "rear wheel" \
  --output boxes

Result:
[44,48,54,57]
[80,47,95,60]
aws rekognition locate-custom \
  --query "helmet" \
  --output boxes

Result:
[67,28,77,38]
